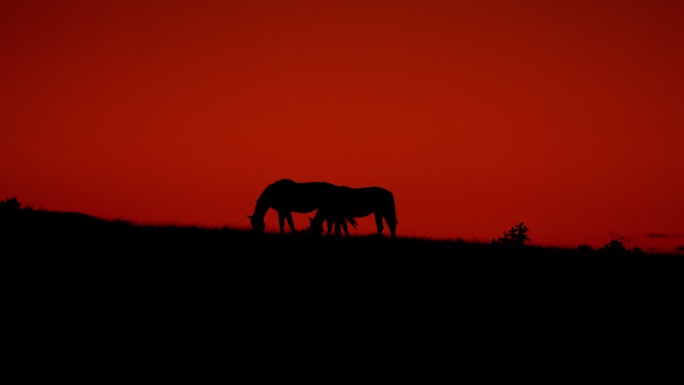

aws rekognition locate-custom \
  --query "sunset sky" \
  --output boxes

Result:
[2,1,683,254]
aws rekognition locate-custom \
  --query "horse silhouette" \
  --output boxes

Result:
[308,186,397,238]
[248,179,350,234]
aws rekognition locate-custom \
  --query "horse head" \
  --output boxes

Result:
[248,215,266,233]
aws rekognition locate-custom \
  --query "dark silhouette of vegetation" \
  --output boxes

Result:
[577,244,594,252]
[0,196,21,211]
[598,238,644,256]
[602,239,627,253]
[493,222,530,247]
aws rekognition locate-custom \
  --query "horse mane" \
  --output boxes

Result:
[259,179,294,199]
[273,178,295,185]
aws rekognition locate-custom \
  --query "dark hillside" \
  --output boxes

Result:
[4,203,680,359]
[3,205,678,283]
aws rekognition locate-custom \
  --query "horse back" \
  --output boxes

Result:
[339,186,395,215]
[265,180,340,212]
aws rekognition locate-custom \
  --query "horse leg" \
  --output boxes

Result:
[390,216,397,238]
[326,218,333,236]
[385,207,397,239]
[374,213,384,236]
[285,211,296,233]
[387,216,396,239]
[277,211,286,234]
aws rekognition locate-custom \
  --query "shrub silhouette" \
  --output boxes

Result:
[0,197,21,211]
[599,239,629,256]
[493,222,530,247]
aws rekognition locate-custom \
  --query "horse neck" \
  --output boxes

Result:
[251,196,271,219]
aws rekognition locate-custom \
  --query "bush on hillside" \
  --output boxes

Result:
[493,222,530,247]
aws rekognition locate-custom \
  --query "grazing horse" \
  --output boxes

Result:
[248,179,347,234]
[308,186,397,238]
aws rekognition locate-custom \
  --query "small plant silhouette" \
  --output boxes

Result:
[599,239,629,255]
[493,222,530,247]
[577,244,593,252]
[0,197,21,211]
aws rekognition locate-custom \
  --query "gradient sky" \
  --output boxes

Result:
[2,0,683,254]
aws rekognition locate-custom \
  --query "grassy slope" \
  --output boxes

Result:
[4,206,681,361]
[2,206,674,257]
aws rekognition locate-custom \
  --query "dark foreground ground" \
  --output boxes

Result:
[4,207,683,375]
[4,207,679,284]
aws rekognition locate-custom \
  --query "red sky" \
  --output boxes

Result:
[2,0,683,254]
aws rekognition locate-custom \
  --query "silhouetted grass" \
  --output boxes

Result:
[4,205,679,259]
